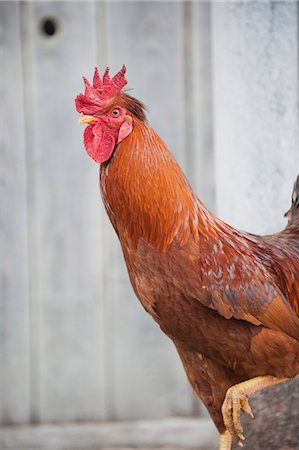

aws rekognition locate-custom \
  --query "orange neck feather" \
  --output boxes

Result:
[100,119,211,250]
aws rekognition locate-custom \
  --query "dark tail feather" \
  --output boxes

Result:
[285,175,299,226]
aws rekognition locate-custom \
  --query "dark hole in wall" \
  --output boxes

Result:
[40,18,58,37]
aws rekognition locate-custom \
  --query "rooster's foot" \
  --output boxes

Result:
[221,386,254,446]
[220,375,288,448]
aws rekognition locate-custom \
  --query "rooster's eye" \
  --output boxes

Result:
[111,109,120,117]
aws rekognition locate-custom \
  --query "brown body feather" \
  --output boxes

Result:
[100,96,299,432]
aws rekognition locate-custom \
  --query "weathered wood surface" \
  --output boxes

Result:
[183,1,214,212]
[212,3,299,449]
[1,0,214,425]
[20,1,107,423]
[0,1,30,424]
[212,1,299,234]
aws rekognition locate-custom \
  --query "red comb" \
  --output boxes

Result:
[75,65,127,114]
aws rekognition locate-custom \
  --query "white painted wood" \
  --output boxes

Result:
[183,1,215,212]
[20,1,106,422]
[106,1,186,169]
[105,0,193,419]
[1,418,218,450]
[0,2,30,424]
[212,2,299,233]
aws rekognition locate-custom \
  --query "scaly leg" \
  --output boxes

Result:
[221,375,288,448]
[219,430,232,450]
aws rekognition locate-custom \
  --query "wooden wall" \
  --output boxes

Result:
[1,0,298,429]
[0,1,214,425]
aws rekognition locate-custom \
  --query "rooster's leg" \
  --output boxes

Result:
[219,430,233,450]
[221,375,288,447]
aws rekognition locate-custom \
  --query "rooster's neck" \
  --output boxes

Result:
[100,120,212,250]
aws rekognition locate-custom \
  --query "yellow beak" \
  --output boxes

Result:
[78,115,97,125]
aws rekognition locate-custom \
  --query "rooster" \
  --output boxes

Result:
[75,66,299,450]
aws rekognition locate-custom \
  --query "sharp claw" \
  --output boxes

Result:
[244,408,254,419]
[242,396,254,419]
[235,428,244,441]
[237,441,244,447]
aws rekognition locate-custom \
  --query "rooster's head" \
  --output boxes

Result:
[75,65,145,164]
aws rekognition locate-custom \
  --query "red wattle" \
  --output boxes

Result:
[98,132,116,163]
[83,125,115,163]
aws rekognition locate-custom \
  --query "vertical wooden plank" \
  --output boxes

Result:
[212,2,299,233]
[211,4,299,448]
[21,1,106,422]
[184,1,215,212]
[105,1,193,419]
[107,1,187,170]
[0,1,31,424]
